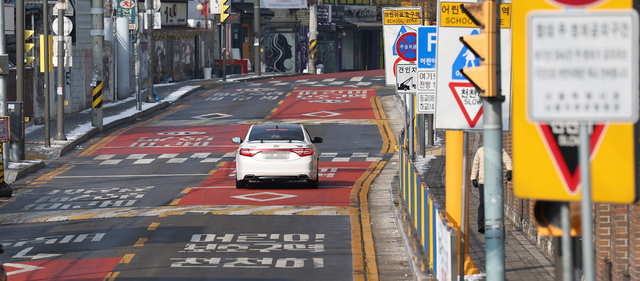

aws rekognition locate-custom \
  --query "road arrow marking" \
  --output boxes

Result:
[13,247,62,260]
[5,262,45,276]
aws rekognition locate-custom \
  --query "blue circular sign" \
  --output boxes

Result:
[395,32,417,61]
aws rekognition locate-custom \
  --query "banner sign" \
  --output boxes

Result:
[261,0,307,9]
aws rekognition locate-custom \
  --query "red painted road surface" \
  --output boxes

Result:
[5,257,122,280]
[178,162,373,207]
[270,87,376,120]
[93,125,250,155]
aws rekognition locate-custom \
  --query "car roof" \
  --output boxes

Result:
[251,124,303,131]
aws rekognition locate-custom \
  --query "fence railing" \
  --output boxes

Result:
[399,130,458,281]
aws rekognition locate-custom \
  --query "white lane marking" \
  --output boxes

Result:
[350,77,364,82]
[100,160,123,165]
[332,157,351,162]
[191,153,211,158]
[94,155,115,160]
[159,154,179,158]
[126,154,147,159]
[133,159,155,164]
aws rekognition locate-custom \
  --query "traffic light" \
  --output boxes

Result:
[24,30,35,66]
[220,0,230,22]
[533,201,581,237]
[459,1,498,98]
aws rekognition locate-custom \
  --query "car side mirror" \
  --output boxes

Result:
[231,137,242,144]
[312,137,323,144]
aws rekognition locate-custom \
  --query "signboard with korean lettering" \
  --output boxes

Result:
[512,0,637,203]
[261,0,307,9]
[160,2,188,26]
[395,63,417,95]
[417,70,436,114]
[434,0,512,131]
[316,5,346,26]
[416,26,437,115]
[117,0,137,30]
[382,7,422,86]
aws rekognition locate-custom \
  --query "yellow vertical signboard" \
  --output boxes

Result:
[512,0,636,203]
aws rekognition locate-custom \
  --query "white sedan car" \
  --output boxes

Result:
[232,124,323,189]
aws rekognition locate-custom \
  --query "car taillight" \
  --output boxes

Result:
[239,149,261,157]
[291,148,313,157]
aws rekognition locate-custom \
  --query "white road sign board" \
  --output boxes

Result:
[417,92,436,114]
[435,0,512,131]
[527,11,639,123]
[395,64,417,94]
[382,7,422,86]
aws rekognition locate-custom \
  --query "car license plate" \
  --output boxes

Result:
[265,152,288,159]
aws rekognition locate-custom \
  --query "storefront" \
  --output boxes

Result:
[316,5,382,73]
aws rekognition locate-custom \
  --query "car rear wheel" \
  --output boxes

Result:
[236,180,248,189]
[307,179,318,189]
[307,167,319,189]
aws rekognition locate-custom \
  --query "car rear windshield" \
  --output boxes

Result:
[248,125,305,141]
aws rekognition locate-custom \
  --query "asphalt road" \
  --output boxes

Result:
[0,75,397,280]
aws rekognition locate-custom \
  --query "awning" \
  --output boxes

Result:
[346,21,382,29]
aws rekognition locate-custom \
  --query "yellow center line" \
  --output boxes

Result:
[265,92,292,120]
[351,209,366,281]
[169,199,181,206]
[36,165,74,181]
[181,187,193,194]
[104,272,119,281]
[349,163,378,208]
[148,222,160,231]
[69,208,136,221]
[134,238,148,247]
[120,254,135,263]
[359,161,387,281]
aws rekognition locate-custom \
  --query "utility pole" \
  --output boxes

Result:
[459,1,504,279]
[0,0,8,161]
[15,0,25,160]
[54,0,67,141]
[146,0,155,102]
[253,0,260,76]
[308,0,317,75]
[222,22,226,81]
[16,0,24,103]
[92,0,104,131]
[135,15,142,110]
[43,0,50,147]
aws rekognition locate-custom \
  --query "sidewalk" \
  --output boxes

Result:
[5,73,288,183]
[412,126,556,280]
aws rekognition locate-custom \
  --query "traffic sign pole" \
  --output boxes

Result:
[579,123,595,281]
[54,0,67,141]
